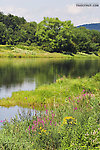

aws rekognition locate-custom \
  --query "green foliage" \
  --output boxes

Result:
[0,12,37,46]
[36,17,75,53]
[0,12,100,55]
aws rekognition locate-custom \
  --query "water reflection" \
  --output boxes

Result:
[0,80,36,98]
[0,58,100,99]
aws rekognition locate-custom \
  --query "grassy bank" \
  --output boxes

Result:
[0,45,99,58]
[0,73,100,108]
[0,45,70,58]
[0,73,100,149]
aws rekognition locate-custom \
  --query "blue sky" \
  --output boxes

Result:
[0,0,100,26]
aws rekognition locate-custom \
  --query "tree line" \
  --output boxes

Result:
[0,12,100,54]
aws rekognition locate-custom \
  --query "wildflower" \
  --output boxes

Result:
[46,109,48,114]
[83,89,85,92]
[74,107,77,110]
[63,117,74,120]
[41,129,46,133]
[91,94,94,97]
[28,128,30,131]
[42,120,44,124]
[83,94,86,96]
[0,120,6,123]
[62,116,76,125]
[43,130,46,133]
[50,120,52,124]
[54,122,57,126]
[31,125,35,130]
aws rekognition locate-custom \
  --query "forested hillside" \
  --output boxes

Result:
[0,12,100,54]
[77,23,100,31]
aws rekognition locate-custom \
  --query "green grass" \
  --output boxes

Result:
[0,45,99,58]
[0,45,70,58]
[0,73,100,109]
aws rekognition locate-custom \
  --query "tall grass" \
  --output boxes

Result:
[0,45,99,58]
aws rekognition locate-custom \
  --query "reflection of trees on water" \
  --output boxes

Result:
[0,59,100,88]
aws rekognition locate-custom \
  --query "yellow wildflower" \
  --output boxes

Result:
[62,116,76,125]
[41,129,46,133]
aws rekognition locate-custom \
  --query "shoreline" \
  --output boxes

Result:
[0,45,99,59]
[0,73,99,108]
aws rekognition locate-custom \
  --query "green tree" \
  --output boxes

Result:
[21,21,37,45]
[36,17,74,52]
[0,22,7,44]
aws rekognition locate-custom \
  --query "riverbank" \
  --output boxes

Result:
[0,73,100,149]
[0,73,100,108]
[0,45,99,58]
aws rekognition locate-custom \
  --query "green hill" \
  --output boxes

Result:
[77,23,100,31]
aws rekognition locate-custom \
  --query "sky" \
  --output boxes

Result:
[0,0,100,26]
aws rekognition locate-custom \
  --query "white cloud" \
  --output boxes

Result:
[0,6,33,21]
[65,4,82,15]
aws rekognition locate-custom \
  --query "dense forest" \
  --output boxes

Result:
[0,12,100,54]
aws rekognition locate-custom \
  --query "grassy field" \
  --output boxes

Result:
[0,45,99,58]
[0,45,69,58]
[0,73,100,149]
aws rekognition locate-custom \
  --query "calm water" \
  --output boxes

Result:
[0,58,100,124]
[0,106,36,128]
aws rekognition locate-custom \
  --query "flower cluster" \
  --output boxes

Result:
[62,116,76,125]
[0,120,6,123]
[67,89,95,111]
[38,127,47,135]
[27,105,58,135]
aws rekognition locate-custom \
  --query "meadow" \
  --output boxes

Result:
[0,73,100,149]
[0,45,99,58]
